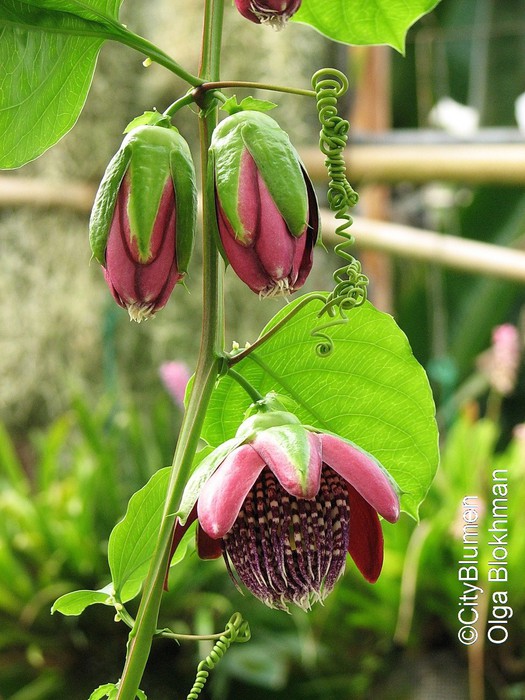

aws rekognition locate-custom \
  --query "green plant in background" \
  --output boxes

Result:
[0,1,443,698]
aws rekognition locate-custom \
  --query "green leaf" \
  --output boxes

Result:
[89,683,118,700]
[51,587,113,616]
[202,296,438,518]
[293,0,442,52]
[221,96,277,115]
[0,0,124,168]
[108,467,170,602]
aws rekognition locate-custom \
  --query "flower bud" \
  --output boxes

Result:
[89,124,196,321]
[234,0,301,27]
[210,111,319,297]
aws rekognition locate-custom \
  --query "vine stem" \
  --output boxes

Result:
[114,2,224,698]
[196,79,316,97]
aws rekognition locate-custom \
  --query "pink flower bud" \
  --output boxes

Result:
[234,0,301,27]
[89,124,196,322]
[104,174,183,322]
[216,147,318,297]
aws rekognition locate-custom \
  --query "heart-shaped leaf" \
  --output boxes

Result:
[202,296,438,518]
[293,0,442,53]
[0,0,123,168]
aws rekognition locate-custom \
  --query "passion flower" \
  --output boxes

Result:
[172,406,399,611]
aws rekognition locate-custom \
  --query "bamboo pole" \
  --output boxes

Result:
[1,176,525,283]
[322,211,525,283]
[0,175,96,211]
[301,143,525,185]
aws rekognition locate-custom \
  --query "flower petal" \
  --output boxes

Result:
[346,485,384,583]
[197,444,265,538]
[197,524,223,560]
[251,426,321,498]
[321,433,400,522]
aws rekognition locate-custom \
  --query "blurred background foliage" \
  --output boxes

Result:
[2,0,525,698]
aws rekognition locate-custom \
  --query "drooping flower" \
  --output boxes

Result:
[172,404,400,611]
[89,122,196,321]
[234,0,302,28]
[210,110,319,298]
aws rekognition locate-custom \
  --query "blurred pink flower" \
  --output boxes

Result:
[159,361,190,408]
[477,323,521,395]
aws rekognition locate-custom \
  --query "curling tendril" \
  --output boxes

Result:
[186,613,251,699]
[311,69,368,356]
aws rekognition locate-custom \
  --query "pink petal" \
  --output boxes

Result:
[217,198,272,293]
[197,444,265,538]
[346,485,384,583]
[254,169,296,283]
[321,433,400,523]
[237,149,260,244]
[251,429,322,499]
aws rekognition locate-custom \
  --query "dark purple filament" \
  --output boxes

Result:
[222,465,350,611]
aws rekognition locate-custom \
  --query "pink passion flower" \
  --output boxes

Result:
[172,408,400,611]
[235,0,302,28]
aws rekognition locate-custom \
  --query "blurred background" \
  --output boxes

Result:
[2,0,525,698]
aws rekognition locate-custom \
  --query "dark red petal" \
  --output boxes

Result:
[164,503,198,590]
[346,484,384,583]
[197,524,223,560]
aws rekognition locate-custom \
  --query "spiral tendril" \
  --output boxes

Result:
[311,69,368,356]
[186,613,251,700]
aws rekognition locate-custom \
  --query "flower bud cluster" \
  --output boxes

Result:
[90,105,319,315]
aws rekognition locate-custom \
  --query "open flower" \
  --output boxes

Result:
[172,406,400,611]
[234,0,302,28]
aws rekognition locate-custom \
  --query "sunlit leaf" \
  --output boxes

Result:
[201,296,438,518]
[51,587,113,616]
[0,0,124,167]
[293,0,442,52]
[108,467,170,602]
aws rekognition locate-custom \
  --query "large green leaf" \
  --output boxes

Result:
[0,0,123,168]
[202,297,438,518]
[108,467,170,602]
[293,0,442,52]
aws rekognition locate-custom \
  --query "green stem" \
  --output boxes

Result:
[112,25,203,87]
[227,368,264,403]
[228,292,327,367]
[114,2,224,698]
[198,79,316,98]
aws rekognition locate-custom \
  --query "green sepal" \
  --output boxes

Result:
[211,111,308,242]
[124,110,173,133]
[221,96,278,115]
[257,423,313,494]
[169,135,197,274]
[89,124,196,268]
[236,409,301,442]
[89,143,131,265]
